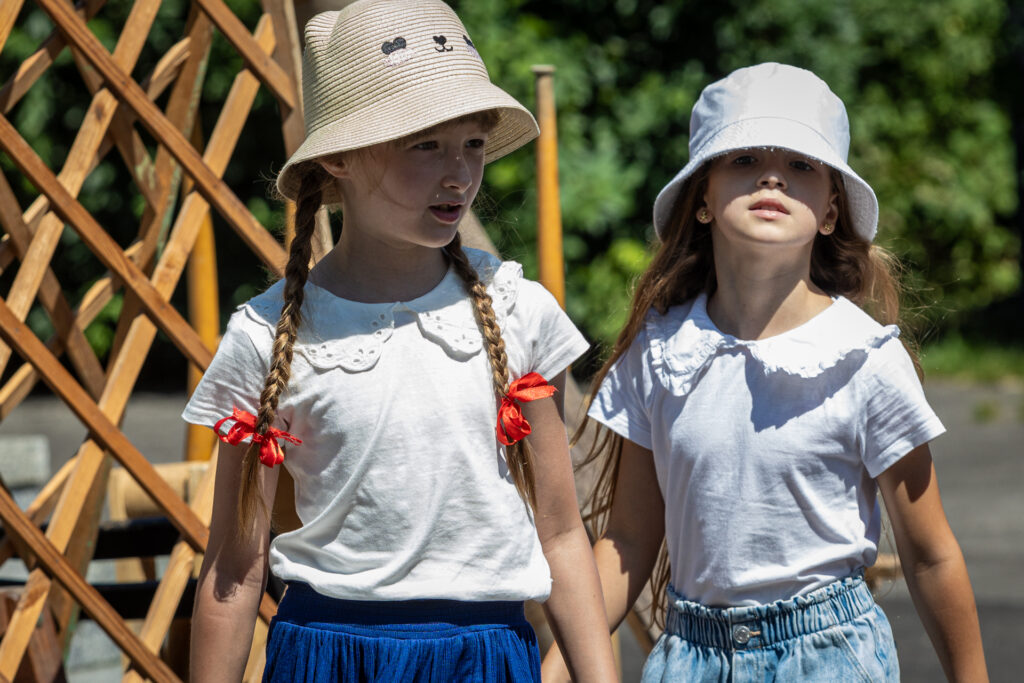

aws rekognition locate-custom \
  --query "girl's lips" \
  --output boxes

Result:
[750,200,788,213]
[749,199,788,218]
[429,203,463,224]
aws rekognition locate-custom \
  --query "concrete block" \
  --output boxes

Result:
[0,435,50,488]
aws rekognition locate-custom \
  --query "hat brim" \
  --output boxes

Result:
[653,117,878,242]
[277,77,538,203]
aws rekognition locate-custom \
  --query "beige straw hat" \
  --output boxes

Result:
[277,0,540,203]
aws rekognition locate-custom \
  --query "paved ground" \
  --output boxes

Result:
[0,378,1020,681]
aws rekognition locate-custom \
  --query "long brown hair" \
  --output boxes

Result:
[235,110,536,531]
[577,163,908,626]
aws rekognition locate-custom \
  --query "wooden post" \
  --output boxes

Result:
[531,65,565,309]
[186,123,220,462]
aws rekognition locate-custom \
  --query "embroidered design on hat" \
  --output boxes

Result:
[381,37,411,66]
[463,35,481,60]
[433,35,453,52]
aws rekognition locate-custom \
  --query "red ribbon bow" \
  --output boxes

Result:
[496,372,556,446]
[213,407,302,468]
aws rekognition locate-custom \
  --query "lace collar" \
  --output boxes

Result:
[647,292,899,395]
[241,248,520,373]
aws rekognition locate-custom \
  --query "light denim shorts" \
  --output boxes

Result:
[642,574,899,682]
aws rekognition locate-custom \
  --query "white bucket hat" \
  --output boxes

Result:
[652,62,879,242]
[276,0,539,204]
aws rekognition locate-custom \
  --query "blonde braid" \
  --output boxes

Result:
[238,166,327,532]
[444,234,537,510]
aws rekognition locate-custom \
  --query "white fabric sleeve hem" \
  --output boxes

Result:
[531,334,590,382]
[586,402,655,451]
[866,417,946,479]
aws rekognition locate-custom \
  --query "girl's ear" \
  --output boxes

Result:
[318,156,349,179]
[825,190,839,225]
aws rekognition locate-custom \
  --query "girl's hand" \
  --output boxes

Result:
[877,444,989,682]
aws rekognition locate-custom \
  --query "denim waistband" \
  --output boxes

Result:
[665,574,875,650]
[276,582,528,629]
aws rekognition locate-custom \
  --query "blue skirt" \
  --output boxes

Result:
[263,583,541,682]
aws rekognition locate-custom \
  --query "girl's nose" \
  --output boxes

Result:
[443,153,472,191]
[758,165,787,190]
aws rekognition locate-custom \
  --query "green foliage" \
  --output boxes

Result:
[1,0,1019,359]
[83,294,124,361]
[454,0,1020,347]
[920,334,1024,381]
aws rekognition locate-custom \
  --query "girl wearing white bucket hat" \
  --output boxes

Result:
[185,1,617,681]
[547,63,987,682]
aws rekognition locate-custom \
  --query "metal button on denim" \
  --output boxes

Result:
[732,624,751,645]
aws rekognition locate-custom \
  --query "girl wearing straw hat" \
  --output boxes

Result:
[184,1,617,681]
[544,63,987,682]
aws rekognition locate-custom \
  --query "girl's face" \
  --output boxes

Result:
[326,119,489,252]
[702,148,838,255]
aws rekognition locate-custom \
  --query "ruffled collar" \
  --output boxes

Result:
[241,248,520,373]
[647,292,899,395]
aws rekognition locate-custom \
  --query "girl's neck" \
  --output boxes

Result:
[708,247,832,341]
[310,236,449,304]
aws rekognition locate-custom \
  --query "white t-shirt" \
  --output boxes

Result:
[183,248,589,602]
[589,293,945,607]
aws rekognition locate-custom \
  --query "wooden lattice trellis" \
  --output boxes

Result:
[0,0,332,680]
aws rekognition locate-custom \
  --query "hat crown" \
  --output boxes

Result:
[301,0,488,137]
[689,63,850,162]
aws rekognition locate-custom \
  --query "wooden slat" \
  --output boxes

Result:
[0,33,189,277]
[0,0,160,379]
[0,173,106,398]
[103,8,214,401]
[0,296,209,679]
[0,114,214,371]
[0,301,210,550]
[0,457,75,568]
[34,0,288,276]
[122,451,218,683]
[0,212,65,380]
[0,487,181,683]
[261,0,303,154]
[193,0,295,109]
[259,0,332,261]
[0,0,107,115]
[0,0,25,57]
[0,28,283,664]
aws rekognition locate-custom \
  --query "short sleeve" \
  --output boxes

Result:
[588,331,654,450]
[181,309,280,434]
[860,338,946,478]
[506,279,590,380]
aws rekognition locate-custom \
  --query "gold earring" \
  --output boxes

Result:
[821,223,834,235]
[697,208,712,224]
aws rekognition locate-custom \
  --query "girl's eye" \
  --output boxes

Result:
[412,141,438,151]
[790,159,815,171]
[466,138,486,150]
[732,155,756,165]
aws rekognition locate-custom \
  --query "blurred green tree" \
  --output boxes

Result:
[455,0,1019,351]
[1,0,1018,376]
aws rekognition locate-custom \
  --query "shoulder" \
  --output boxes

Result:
[461,247,564,321]
[823,298,915,377]
[218,280,286,354]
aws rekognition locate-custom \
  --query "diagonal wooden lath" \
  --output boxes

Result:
[0,0,164,394]
[0,0,315,678]
[33,0,290,275]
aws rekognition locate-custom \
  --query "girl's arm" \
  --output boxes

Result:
[541,436,664,681]
[877,443,988,682]
[525,371,618,682]
[190,441,280,682]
